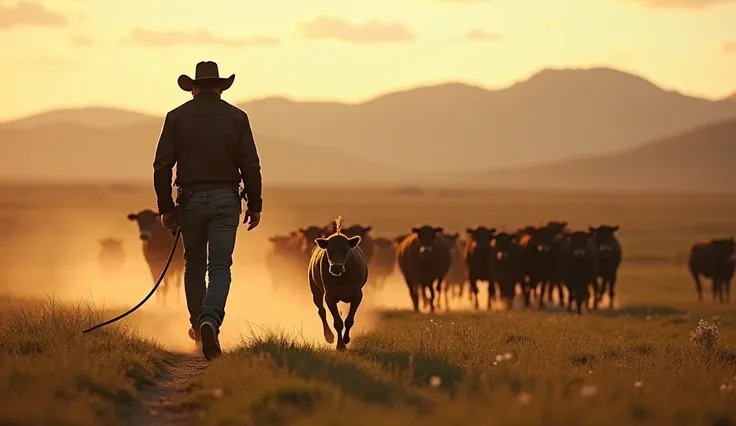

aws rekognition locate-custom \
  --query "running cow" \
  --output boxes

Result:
[489,231,524,309]
[396,225,452,312]
[688,237,735,303]
[308,216,369,351]
[561,230,599,314]
[127,209,184,305]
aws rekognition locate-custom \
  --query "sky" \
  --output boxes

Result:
[0,0,735,120]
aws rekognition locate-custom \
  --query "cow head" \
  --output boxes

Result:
[544,221,569,235]
[99,238,123,252]
[127,210,160,241]
[567,230,594,259]
[589,225,619,253]
[411,225,444,257]
[491,232,517,261]
[713,237,736,260]
[315,234,361,276]
[466,226,496,253]
[530,227,556,253]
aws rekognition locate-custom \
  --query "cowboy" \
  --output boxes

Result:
[153,61,263,360]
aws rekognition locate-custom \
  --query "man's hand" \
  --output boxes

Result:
[243,210,261,231]
[161,210,180,235]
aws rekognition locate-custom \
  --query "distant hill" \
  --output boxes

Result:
[0,122,412,184]
[443,118,736,193]
[5,67,736,174]
[2,107,157,129]
[237,67,736,172]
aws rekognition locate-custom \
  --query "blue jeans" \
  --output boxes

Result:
[179,188,241,329]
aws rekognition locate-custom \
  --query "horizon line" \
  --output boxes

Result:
[3,65,732,123]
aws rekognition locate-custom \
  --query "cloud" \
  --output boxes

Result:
[70,34,93,47]
[0,1,68,29]
[464,29,502,42]
[621,0,736,9]
[722,41,736,54]
[125,28,279,48]
[297,16,415,43]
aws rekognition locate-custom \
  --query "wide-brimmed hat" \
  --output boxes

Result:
[177,61,235,92]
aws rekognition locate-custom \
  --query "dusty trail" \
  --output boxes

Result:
[125,351,208,426]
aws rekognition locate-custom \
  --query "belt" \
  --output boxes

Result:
[180,182,238,192]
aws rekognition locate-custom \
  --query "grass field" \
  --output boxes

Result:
[0,183,734,425]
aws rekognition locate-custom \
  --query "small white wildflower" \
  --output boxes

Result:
[634,381,643,389]
[517,392,533,405]
[450,322,454,325]
[495,354,504,362]
[429,375,442,387]
[503,352,513,361]
[587,370,593,375]
[492,361,498,366]
[580,385,598,397]
[645,315,652,321]
[212,388,224,398]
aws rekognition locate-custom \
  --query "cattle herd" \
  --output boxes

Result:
[93,210,734,350]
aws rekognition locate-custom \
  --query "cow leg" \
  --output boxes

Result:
[486,281,494,311]
[310,281,333,344]
[403,274,419,312]
[726,278,732,303]
[325,296,346,351]
[589,282,598,311]
[469,278,480,311]
[343,291,363,346]
[690,270,704,302]
[427,282,436,313]
[607,273,617,309]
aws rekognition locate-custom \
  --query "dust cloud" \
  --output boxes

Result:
[0,209,413,353]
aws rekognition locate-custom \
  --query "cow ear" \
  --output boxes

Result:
[434,226,444,233]
[489,228,497,234]
[411,227,420,234]
[612,225,620,232]
[588,226,596,233]
[315,238,329,249]
[127,213,137,221]
[347,236,361,248]
[363,226,372,233]
[465,228,473,234]
[299,228,307,233]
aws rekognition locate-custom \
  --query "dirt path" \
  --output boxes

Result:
[125,351,209,426]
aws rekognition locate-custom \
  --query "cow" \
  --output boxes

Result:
[688,237,735,303]
[589,225,622,308]
[518,223,565,309]
[396,225,452,312]
[489,231,524,309]
[464,226,497,311]
[292,225,330,261]
[442,232,466,304]
[541,221,569,306]
[369,237,396,290]
[266,232,302,293]
[98,237,125,274]
[126,209,184,305]
[308,216,368,351]
[561,230,599,315]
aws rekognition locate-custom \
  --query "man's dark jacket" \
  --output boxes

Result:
[152,91,263,215]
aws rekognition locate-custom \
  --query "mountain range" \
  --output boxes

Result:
[1,66,734,192]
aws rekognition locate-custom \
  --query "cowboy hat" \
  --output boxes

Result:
[177,61,235,92]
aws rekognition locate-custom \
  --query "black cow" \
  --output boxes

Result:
[127,209,184,305]
[489,231,524,309]
[561,230,599,315]
[464,226,497,310]
[396,225,452,312]
[308,216,368,351]
[518,224,562,308]
[688,237,735,303]
[589,225,622,308]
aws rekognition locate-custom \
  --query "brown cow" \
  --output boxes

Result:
[464,226,497,311]
[369,237,396,290]
[127,209,184,305]
[688,237,735,303]
[396,225,452,312]
[308,216,368,351]
[98,237,125,275]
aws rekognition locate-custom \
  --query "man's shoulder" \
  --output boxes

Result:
[217,99,248,119]
[165,100,194,117]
